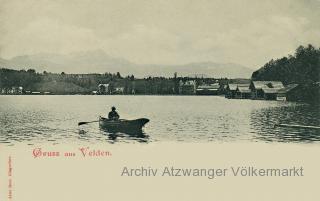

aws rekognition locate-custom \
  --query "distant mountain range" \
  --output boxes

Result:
[0,50,253,78]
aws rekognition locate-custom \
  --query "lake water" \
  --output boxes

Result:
[0,95,319,145]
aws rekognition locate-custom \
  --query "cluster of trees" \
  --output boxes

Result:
[0,68,226,95]
[0,69,127,94]
[252,44,320,103]
[0,62,248,96]
[0,68,42,89]
[252,44,319,84]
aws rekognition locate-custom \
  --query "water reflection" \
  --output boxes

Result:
[250,103,320,143]
[77,127,149,144]
[100,128,149,143]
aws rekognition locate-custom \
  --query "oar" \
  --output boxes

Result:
[275,123,320,129]
[78,120,99,126]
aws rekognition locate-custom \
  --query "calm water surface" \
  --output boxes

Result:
[0,95,319,145]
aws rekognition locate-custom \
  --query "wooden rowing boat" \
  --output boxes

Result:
[99,116,149,132]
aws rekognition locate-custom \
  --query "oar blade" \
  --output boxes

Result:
[78,122,88,126]
[78,120,99,126]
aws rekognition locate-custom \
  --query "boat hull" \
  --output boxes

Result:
[99,117,149,133]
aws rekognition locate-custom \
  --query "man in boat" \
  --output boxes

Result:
[108,106,120,120]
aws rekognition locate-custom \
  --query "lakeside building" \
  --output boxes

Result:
[235,85,251,99]
[113,87,125,94]
[225,84,238,98]
[226,81,289,100]
[276,84,299,101]
[97,83,125,94]
[226,83,250,98]
[250,81,284,100]
[98,84,110,94]
[0,86,23,94]
[196,83,220,95]
[179,80,196,95]
[262,88,280,100]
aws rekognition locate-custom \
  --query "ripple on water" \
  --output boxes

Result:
[0,96,319,145]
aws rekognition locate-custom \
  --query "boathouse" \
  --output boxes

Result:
[225,84,238,98]
[276,84,299,101]
[235,85,251,99]
[226,83,250,98]
[250,81,284,100]
[262,88,280,100]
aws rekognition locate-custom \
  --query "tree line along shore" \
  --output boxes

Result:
[0,45,319,103]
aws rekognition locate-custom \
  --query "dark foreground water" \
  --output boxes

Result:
[0,95,319,145]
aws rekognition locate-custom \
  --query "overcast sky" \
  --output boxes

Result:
[0,0,319,69]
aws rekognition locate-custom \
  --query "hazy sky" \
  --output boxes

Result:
[0,0,319,69]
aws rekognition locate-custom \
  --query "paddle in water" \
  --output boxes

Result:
[78,120,99,126]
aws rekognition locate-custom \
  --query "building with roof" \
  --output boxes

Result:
[235,85,251,99]
[114,87,125,94]
[0,86,24,94]
[262,88,280,100]
[98,84,110,94]
[225,84,237,98]
[226,83,250,98]
[250,81,284,100]
[196,83,220,95]
[276,84,299,101]
[179,80,196,95]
